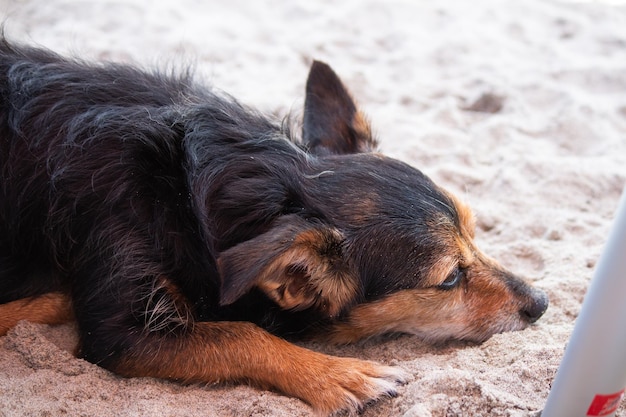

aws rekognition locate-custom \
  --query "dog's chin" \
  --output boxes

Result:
[322,315,530,346]
[400,316,533,345]
[464,318,534,344]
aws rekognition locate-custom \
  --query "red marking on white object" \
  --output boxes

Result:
[586,389,626,416]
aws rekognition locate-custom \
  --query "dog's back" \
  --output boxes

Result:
[0,39,319,332]
[0,41,191,301]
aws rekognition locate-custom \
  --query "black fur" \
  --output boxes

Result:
[0,40,467,368]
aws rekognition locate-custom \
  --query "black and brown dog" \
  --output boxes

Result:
[0,39,548,414]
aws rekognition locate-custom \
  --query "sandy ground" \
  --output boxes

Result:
[1,0,626,416]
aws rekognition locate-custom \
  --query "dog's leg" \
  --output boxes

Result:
[68,265,405,414]
[0,292,73,336]
[63,218,405,413]
[112,320,405,415]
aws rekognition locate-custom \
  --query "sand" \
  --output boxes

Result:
[0,0,625,416]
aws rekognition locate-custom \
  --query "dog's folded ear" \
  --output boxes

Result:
[217,215,358,317]
[303,61,378,155]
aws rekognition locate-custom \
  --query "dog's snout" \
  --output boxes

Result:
[520,288,549,323]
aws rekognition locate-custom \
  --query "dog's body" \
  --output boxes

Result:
[0,39,548,414]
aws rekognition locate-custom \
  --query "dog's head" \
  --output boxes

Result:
[216,61,548,344]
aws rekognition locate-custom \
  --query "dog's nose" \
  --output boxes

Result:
[520,288,549,323]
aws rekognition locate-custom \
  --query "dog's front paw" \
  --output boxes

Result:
[281,354,408,416]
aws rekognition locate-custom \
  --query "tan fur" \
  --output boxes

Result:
[0,292,73,336]
[352,110,376,152]
[423,254,459,287]
[255,227,359,317]
[449,193,477,239]
[114,321,405,415]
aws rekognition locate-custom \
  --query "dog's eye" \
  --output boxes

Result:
[439,267,465,290]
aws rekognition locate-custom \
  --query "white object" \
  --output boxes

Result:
[542,188,626,417]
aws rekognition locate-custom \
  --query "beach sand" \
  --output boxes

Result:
[1,0,625,415]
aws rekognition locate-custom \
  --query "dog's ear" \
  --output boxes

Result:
[303,61,378,155]
[217,215,358,317]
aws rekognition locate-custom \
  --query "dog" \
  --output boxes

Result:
[0,38,548,415]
